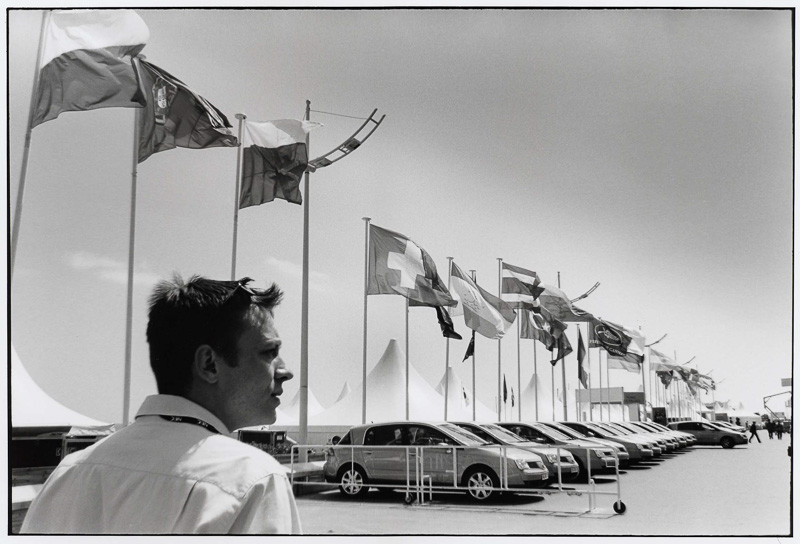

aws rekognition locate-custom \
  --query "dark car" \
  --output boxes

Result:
[668,421,748,449]
[323,421,549,501]
[539,421,630,467]
[561,421,655,463]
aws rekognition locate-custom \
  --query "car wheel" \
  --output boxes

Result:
[721,437,734,449]
[338,466,369,498]
[464,467,499,501]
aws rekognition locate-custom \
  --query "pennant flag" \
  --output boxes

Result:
[450,261,516,339]
[434,306,462,340]
[501,262,544,309]
[238,119,321,206]
[137,60,238,163]
[649,348,675,371]
[657,370,674,389]
[587,317,632,358]
[511,386,515,408]
[368,224,456,307]
[577,328,588,388]
[519,309,556,350]
[503,375,508,404]
[536,284,595,323]
[550,322,572,365]
[462,331,475,362]
[33,9,149,127]
[462,386,470,406]
[607,322,644,373]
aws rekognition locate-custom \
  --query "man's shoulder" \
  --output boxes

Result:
[189,435,288,491]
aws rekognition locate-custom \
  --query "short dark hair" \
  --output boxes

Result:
[146,274,283,396]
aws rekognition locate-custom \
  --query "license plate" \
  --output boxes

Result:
[570,467,578,473]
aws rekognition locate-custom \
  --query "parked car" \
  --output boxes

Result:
[560,421,655,463]
[628,421,691,448]
[323,421,549,501]
[713,420,746,433]
[667,421,748,448]
[611,421,680,451]
[538,421,630,467]
[591,421,663,455]
[496,422,619,477]
[450,421,580,484]
[598,422,668,454]
[641,421,697,445]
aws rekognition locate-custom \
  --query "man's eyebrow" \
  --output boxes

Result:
[263,339,282,348]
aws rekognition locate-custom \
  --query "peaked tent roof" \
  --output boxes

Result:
[274,387,326,425]
[309,339,448,425]
[520,371,556,421]
[11,344,109,428]
[435,366,496,421]
[335,381,351,403]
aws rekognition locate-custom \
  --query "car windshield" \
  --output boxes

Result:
[533,423,572,441]
[548,423,585,439]
[483,423,527,443]
[439,423,488,446]
[600,423,630,435]
[583,424,612,437]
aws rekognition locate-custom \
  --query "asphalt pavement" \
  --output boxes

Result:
[294,433,792,535]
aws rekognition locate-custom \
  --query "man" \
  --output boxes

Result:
[748,421,761,444]
[22,275,301,534]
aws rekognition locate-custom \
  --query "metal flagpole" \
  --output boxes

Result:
[587,324,593,421]
[299,101,311,463]
[11,9,50,283]
[444,257,453,420]
[122,104,142,426]
[517,311,522,420]
[405,296,410,421]
[640,327,647,421]
[558,272,567,420]
[533,339,539,420]
[551,357,555,421]
[361,217,371,424]
[470,270,477,421]
[230,114,246,280]
[606,349,611,420]
[497,258,503,420]
[598,348,604,421]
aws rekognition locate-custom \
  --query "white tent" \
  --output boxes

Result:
[335,381,351,403]
[434,366,496,421]
[273,387,326,425]
[520,372,554,421]
[309,339,448,425]
[11,344,110,428]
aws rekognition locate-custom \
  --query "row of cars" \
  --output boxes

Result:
[322,419,700,502]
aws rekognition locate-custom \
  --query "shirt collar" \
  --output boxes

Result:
[135,395,231,435]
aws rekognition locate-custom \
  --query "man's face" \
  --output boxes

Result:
[215,310,293,431]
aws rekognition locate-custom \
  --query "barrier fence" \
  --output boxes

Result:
[290,443,626,514]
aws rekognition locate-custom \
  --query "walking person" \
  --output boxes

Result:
[748,421,761,443]
[22,275,302,534]
[735,417,741,427]
[776,420,784,440]
[767,419,774,439]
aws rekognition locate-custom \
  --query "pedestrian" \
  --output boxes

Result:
[22,275,301,534]
[767,419,774,439]
[748,421,761,443]
[776,420,784,440]
[735,417,741,427]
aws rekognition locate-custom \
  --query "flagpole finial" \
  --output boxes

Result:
[362,216,371,222]
[235,113,246,120]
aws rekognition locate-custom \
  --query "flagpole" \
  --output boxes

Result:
[551,357,555,421]
[606,349,611,420]
[558,272,567,421]
[598,348,604,421]
[298,101,312,463]
[230,114,246,280]
[122,105,142,427]
[533,339,539,421]
[640,327,647,421]
[11,9,49,283]
[405,296,410,421]
[470,270,477,422]
[587,324,593,421]
[497,258,503,420]
[362,217,371,424]
[516,311,522,421]
[444,256,453,420]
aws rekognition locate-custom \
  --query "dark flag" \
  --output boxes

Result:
[462,331,475,362]
[137,60,238,162]
[657,370,674,389]
[587,317,632,358]
[511,386,515,408]
[503,375,508,404]
[577,328,588,388]
[550,322,573,365]
[434,306,462,340]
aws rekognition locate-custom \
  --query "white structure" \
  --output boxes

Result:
[274,387,326,425]
[435,366,496,421]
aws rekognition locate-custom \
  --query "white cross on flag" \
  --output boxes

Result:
[367,224,455,307]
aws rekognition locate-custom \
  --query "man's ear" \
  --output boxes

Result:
[193,345,219,385]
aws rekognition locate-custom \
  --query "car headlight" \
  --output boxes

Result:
[636,443,646,450]
[514,458,539,470]
[545,453,558,463]
[594,449,612,458]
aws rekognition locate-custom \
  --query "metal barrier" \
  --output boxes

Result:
[290,443,626,514]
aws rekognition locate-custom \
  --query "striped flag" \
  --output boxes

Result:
[240,119,322,207]
[33,9,149,127]
[450,261,516,339]
[501,262,544,309]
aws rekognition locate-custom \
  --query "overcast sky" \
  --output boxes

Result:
[7,7,794,425]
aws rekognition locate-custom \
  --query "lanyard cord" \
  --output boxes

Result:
[158,415,221,435]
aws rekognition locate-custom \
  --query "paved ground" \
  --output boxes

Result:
[294,434,792,535]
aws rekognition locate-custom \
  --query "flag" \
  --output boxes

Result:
[503,375,508,404]
[434,306,462,340]
[368,224,456,307]
[519,309,556,350]
[239,119,322,207]
[657,370,674,389]
[607,322,644,373]
[550,322,572,365]
[462,386,470,406]
[649,348,675,371]
[577,328,588,388]
[501,262,544,309]
[511,386,515,408]
[536,284,595,323]
[33,9,149,127]
[674,366,698,396]
[450,261,516,339]
[137,60,238,163]
[587,317,632,358]
[462,331,475,362]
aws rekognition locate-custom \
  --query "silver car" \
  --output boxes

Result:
[323,421,549,501]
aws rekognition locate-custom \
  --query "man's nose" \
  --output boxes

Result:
[275,358,294,382]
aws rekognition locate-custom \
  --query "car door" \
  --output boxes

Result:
[408,425,458,486]
[362,424,409,482]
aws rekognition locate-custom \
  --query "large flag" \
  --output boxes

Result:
[577,328,588,388]
[656,370,674,389]
[239,119,322,207]
[550,322,572,365]
[450,261,516,339]
[462,331,475,362]
[649,348,675,371]
[536,284,595,323]
[519,309,555,349]
[587,317,632,358]
[137,60,238,162]
[501,262,544,309]
[607,322,644,373]
[367,224,456,307]
[33,9,149,127]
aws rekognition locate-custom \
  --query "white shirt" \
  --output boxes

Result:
[20,395,302,534]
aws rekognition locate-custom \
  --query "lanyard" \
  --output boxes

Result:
[159,415,221,435]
